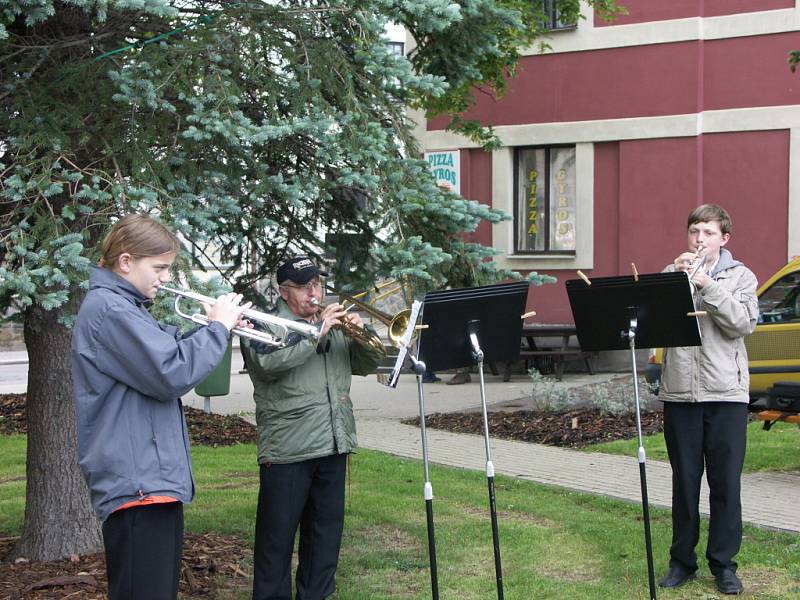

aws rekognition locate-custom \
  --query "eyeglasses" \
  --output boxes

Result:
[280,280,322,293]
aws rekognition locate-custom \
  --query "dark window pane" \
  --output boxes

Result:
[548,147,576,251]
[758,273,800,324]
[517,148,546,252]
[515,146,576,254]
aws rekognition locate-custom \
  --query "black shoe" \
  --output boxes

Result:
[658,565,696,588]
[715,570,743,595]
[421,373,441,383]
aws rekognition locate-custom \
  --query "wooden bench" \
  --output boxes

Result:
[519,349,596,381]
[755,410,800,431]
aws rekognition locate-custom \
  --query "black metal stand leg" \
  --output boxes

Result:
[639,461,657,599]
[476,358,504,600]
[411,357,439,600]
[627,319,657,600]
[424,494,438,599]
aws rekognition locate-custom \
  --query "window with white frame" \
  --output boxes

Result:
[385,41,404,57]
[514,145,576,254]
[537,0,578,30]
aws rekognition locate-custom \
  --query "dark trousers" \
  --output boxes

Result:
[102,502,184,600]
[252,454,347,600]
[663,401,748,575]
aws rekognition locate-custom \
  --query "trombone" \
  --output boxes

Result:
[316,280,415,357]
[160,286,321,348]
[335,291,411,349]
[331,280,414,347]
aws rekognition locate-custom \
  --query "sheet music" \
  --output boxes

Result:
[384,300,423,388]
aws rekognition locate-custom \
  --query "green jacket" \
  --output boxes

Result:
[241,299,381,464]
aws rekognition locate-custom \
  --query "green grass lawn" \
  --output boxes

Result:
[587,419,800,472]
[1,436,799,599]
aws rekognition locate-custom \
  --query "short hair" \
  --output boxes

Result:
[98,214,180,268]
[687,204,732,235]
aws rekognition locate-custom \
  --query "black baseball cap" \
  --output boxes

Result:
[276,256,329,285]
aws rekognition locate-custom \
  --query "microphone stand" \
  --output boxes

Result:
[468,320,504,600]
[624,316,657,600]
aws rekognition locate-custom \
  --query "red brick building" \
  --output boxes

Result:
[416,1,800,323]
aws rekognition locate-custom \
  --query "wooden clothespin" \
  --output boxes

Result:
[687,311,707,317]
[520,310,537,319]
[631,262,639,282]
[576,270,591,285]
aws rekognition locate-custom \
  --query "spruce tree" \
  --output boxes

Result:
[0,0,619,559]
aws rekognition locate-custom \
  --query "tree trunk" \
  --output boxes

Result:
[12,292,103,561]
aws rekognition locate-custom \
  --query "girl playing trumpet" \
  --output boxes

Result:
[71,214,250,600]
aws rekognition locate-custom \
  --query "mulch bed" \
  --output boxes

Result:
[182,406,257,447]
[401,373,666,448]
[0,532,251,599]
[0,393,255,598]
[0,394,27,436]
[0,393,256,445]
[407,407,664,448]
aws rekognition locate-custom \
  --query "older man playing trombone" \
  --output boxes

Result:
[241,256,382,600]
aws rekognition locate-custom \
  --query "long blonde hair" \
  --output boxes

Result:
[98,214,180,269]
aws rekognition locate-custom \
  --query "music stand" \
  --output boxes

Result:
[419,282,530,372]
[566,271,701,600]
[418,281,529,600]
[382,301,442,599]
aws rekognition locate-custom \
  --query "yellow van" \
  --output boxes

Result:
[644,258,800,398]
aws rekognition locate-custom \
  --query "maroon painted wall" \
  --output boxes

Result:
[514,131,789,323]
[463,148,493,247]
[704,33,800,110]
[427,32,800,131]
[596,0,793,26]
[596,0,699,26]
[704,0,794,17]
[592,142,621,276]
[428,42,701,129]
[616,137,699,275]
[702,130,789,284]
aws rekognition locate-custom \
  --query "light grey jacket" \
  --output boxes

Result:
[660,249,759,403]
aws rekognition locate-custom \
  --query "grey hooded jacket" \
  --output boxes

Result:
[71,266,230,521]
[660,249,759,404]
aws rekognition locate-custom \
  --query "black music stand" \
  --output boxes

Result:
[566,272,701,600]
[383,301,442,600]
[418,281,529,600]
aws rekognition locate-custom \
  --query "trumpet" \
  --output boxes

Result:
[310,297,388,357]
[160,286,320,348]
[687,245,707,290]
